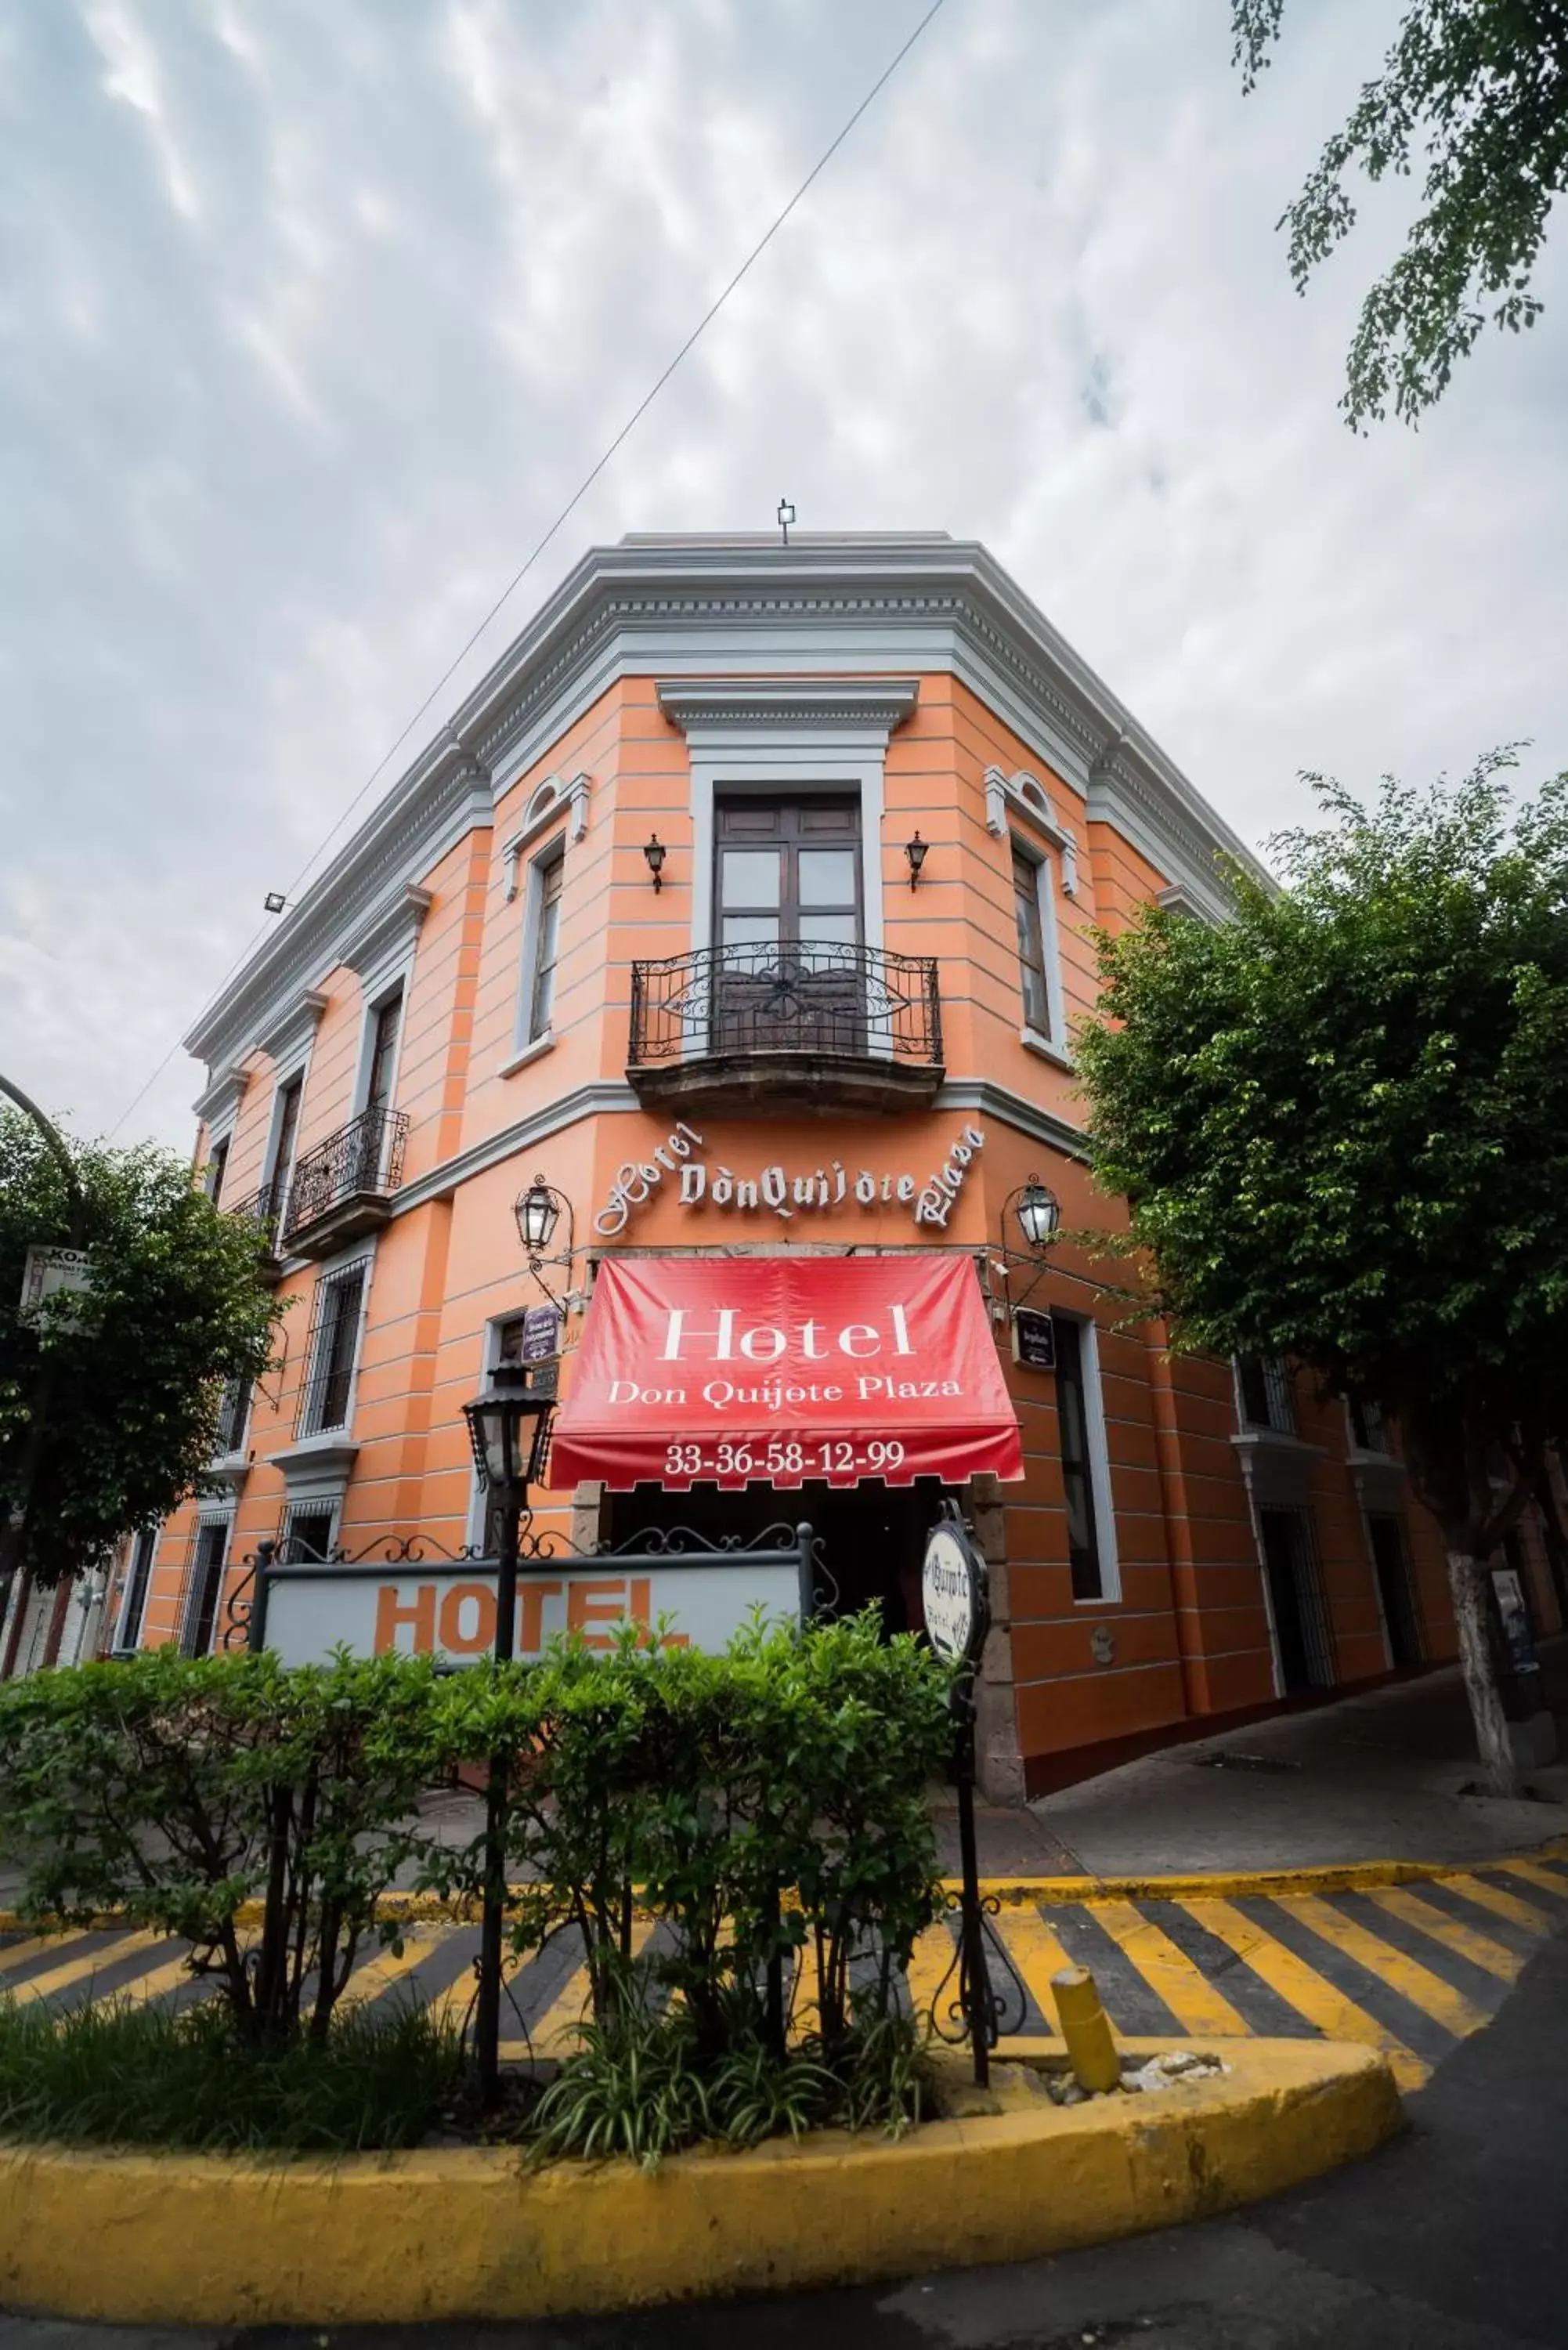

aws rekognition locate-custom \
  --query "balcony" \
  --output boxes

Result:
[281,1106,409,1259]
[226,1180,286,1282]
[627,942,943,1115]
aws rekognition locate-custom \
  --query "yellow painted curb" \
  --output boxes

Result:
[2,1835,1563,1935]
[968,1839,1568,1904]
[0,2040,1403,2324]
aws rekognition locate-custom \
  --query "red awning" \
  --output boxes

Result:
[549,1254,1023,1491]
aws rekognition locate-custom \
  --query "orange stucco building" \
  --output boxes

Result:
[97,533,1562,1795]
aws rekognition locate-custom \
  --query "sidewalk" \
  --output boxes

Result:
[1021,1640,1568,1879]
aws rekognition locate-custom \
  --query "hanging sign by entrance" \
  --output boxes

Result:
[921,1509,989,1665]
[550,1253,1024,1491]
[1010,1307,1057,1372]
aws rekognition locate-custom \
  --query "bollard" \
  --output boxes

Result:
[1051,1964,1121,2093]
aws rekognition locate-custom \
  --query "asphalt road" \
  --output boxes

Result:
[4,1927,1564,2350]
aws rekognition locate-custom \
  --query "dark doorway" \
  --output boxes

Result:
[605,1477,952,1635]
[1367,1512,1423,1667]
[1259,1507,1335,1694]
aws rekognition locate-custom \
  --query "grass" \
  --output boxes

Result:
[0,1992,467,2153]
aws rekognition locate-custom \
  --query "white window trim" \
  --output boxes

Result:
[512,828,567,1058]
[260,996,327,1196]
[300,1249,375,1440]
[212,1374,254,1464]
[656,679,922,966]
[181,1512,233,1656]
[1060,1311,1122,1606]
[1011,832,1068,1053]
[352,974,411,1121]
[114,1524,160,1652]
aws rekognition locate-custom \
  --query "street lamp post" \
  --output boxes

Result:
[461,1365,554,2106]
[0,1076,89,1669]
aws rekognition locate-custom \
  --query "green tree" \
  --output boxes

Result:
[1075,754,1568,1791]
[1234,2,1568,426]
[0,1108,281,1608]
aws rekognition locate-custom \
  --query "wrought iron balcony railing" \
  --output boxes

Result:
[629,941,942,1089]
[282,1105,409,1249]
[226,1179,284,1258]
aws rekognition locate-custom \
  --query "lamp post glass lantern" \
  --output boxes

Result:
[1016,1175,1060,1251]
[514,1177,561,1260]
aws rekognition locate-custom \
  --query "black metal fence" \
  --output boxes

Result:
[629,941,942,1068]
[283,1105,408,1243]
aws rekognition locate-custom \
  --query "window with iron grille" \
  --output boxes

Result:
[182,1517,230,1657]
[215,1376,251,1457]
[1237,1354,1296,1436]
[1349,1394,1387,1452]
[1259,1506,1335,1692]
[297,1260,369,1437]
[114,1525,158,1653]
[283,1506,337,1564]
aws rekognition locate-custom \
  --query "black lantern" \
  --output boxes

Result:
[515,1175,561,1259]
[905,831,929,889]
[462,1364,553,1496]
[1016,1174,1060,1251]
[643,833,667,891]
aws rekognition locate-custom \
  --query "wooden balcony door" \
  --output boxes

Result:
[713,796,863,1053]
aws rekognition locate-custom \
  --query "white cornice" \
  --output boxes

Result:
[193,1063,249,1131]
[258,989,328,1076]
[341,883,432,1003]
[182,537,1268,1084]
[186,745,490,1075]
[656,678,920,735]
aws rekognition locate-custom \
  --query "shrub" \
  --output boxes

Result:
[0,1994,464,2153]
[0,1647,453,2044]
[431,1609,955,2065]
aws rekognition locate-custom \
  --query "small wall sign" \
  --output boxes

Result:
[921,1509,989,1665]
[521,1304,562,1364]
[1010,1307,1057,1371]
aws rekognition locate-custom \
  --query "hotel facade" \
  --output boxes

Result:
[90,533,1563,1796]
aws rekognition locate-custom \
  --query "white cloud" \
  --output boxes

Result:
[2,0,1565,1148]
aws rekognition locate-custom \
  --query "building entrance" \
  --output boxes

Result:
[605,1477,953,1636]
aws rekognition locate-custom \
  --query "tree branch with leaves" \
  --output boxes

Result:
[1234,0,1568,426]
[1075,750,1568,1791]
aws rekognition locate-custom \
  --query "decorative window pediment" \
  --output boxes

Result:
[984,765,1078,895]
[502,772,590,901]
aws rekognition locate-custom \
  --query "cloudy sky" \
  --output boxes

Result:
[3,0,1566,1151]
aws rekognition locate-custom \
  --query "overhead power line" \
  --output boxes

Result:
[109,0,948,1140]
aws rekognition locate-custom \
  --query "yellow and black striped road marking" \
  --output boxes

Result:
[4,1855,1565,2090]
